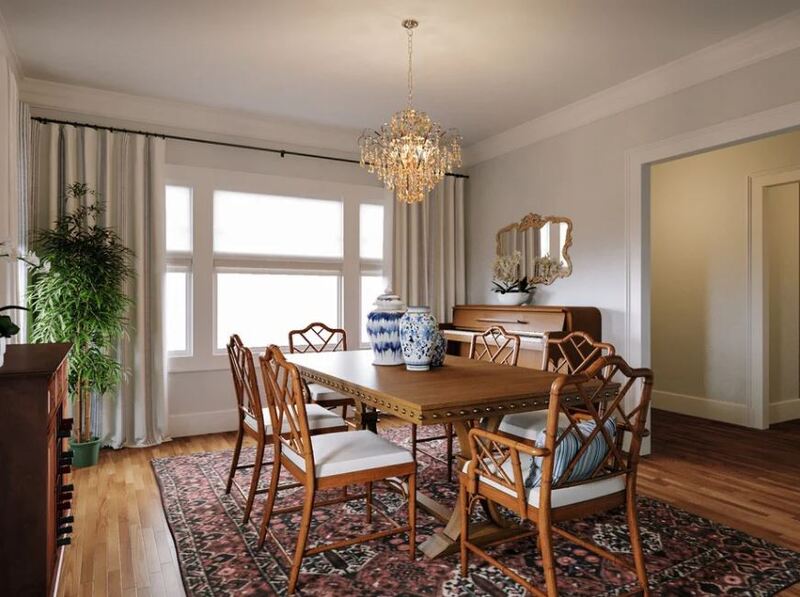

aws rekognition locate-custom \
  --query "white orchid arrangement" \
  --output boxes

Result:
[0,241,50,338]
[491,250,533,294]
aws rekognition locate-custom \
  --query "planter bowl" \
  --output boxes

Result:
[495,291,530,306]
[70,437,102,468]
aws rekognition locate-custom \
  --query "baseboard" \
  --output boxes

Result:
[770,398,800,424]
[168,408,238,438]
[652,390,748,426]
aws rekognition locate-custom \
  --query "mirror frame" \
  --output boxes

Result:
[495,213,574,286]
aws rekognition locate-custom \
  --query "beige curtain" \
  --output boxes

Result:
[30,122,168,448]
[393,176,466,323]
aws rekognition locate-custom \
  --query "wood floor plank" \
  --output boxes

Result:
[56,410,799,596]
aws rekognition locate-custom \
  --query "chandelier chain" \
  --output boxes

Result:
[407,27,414,107]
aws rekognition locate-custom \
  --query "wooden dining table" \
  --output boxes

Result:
[285,349,615,559]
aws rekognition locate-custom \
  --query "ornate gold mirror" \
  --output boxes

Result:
[496,214,573,285]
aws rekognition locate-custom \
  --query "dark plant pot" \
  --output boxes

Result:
[70,437,102,468]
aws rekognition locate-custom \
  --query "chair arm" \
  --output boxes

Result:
[467,427,550,458]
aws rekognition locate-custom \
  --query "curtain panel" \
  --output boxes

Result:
[392,176,466,323]
[29,121,168,448]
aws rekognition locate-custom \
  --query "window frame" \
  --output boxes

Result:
[164,185,194,357]
[165,165,392,373]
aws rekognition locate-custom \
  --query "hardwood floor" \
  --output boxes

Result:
[57,410,800,596]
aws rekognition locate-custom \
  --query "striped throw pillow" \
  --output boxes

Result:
[525,418,616,489]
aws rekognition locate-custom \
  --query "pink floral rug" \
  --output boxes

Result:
[152,427,800,596]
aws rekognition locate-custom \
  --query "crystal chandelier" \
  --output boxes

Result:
[359,19,462,204]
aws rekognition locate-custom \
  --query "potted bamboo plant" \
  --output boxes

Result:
[28,183,133,467]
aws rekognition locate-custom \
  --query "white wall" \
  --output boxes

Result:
[765,181,800,418]
[465,47,800,368]
[0,28,19,314]
[650,131,800,425]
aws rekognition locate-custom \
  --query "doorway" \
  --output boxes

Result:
[648,131,800,429]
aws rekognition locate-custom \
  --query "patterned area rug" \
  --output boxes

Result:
[152,427,800,596]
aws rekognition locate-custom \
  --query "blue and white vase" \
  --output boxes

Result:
[399,306,438,371]
[366,290,407,366]
[430,331,447,368]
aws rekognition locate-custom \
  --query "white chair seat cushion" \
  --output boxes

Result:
[307,383,348,402]
[284,430,413,478]
[244,403,345,434]
[498,411,569,441]
[462,458,625,508]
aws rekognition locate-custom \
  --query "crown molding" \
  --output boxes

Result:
[20,78,362,155]
[464,8,800,166]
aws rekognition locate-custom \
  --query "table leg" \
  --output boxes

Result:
[353,401,378,433]
[419,416,525,559]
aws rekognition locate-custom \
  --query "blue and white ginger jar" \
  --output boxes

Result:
[366,290,407,366]
[399,306,438,372]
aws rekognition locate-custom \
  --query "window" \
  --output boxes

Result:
[359,203,384,260]
[360,274,386,342]
[216,272,340,349]
[359,203,386,344]
[214,191,343,257]
[165,186,193,356]
[165,270,190,353]
[164,167,390,367]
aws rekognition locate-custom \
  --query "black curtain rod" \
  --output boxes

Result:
[30,116,469,179]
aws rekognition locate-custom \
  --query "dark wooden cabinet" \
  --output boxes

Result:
[0,343,73,595]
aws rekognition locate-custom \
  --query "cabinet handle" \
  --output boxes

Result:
[475,318,529,324]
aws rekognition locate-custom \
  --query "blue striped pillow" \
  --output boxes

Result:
[525,418,616,489]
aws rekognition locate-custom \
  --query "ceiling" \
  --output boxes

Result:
[2,0,799,144]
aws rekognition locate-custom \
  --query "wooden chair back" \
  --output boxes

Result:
[468,326,521,366]
[540,355,652,495]
[227,335,266,433]
[467,355,652,517]
[288,322,347,354]
[260,345,314,475]
[542,331,615,377]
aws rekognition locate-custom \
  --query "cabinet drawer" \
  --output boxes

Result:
[451,306,566,337]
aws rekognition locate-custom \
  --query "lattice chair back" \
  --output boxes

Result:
[260,345,314,473]
[227,335,267,433]
[539,356,653,502]
[542,331,615,378]
[288,322,347,354]
[468,326,521,366]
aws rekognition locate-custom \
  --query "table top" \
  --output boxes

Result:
[287,349,569,425]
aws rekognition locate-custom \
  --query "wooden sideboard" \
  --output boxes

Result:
[0,343,73,595]
[442,305,601,368]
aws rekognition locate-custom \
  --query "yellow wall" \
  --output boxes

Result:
[651,129,800,424]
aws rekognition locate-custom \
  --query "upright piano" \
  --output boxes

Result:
[442,305,602,369]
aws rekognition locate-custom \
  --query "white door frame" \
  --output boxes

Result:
[624,99,800,427]
[749,167,800,428]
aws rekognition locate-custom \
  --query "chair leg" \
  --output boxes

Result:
[225,424,244,494]
[446,423,454,481]
[242,439,265,524]
[626,491,650,596]
[287,488,315,595]
[538,516,558,597]
[411,424,417,460]
[257,452,282,549]
[407,471,416,561]
[459,480,468,575]
[365,481,373,524]
[342,403,348,422]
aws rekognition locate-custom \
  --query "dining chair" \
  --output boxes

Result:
[459,355,653,596]
[288,322,355,423]
[498,331,615,441]
[225,335,348,524]
[413,325,522,481]
[258,345,416,594]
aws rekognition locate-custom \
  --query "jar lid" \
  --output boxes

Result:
[373,289,407,312]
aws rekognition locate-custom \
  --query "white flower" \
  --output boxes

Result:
[23,250,41,267]
[39,260,52,274]
[492,251,522,285]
